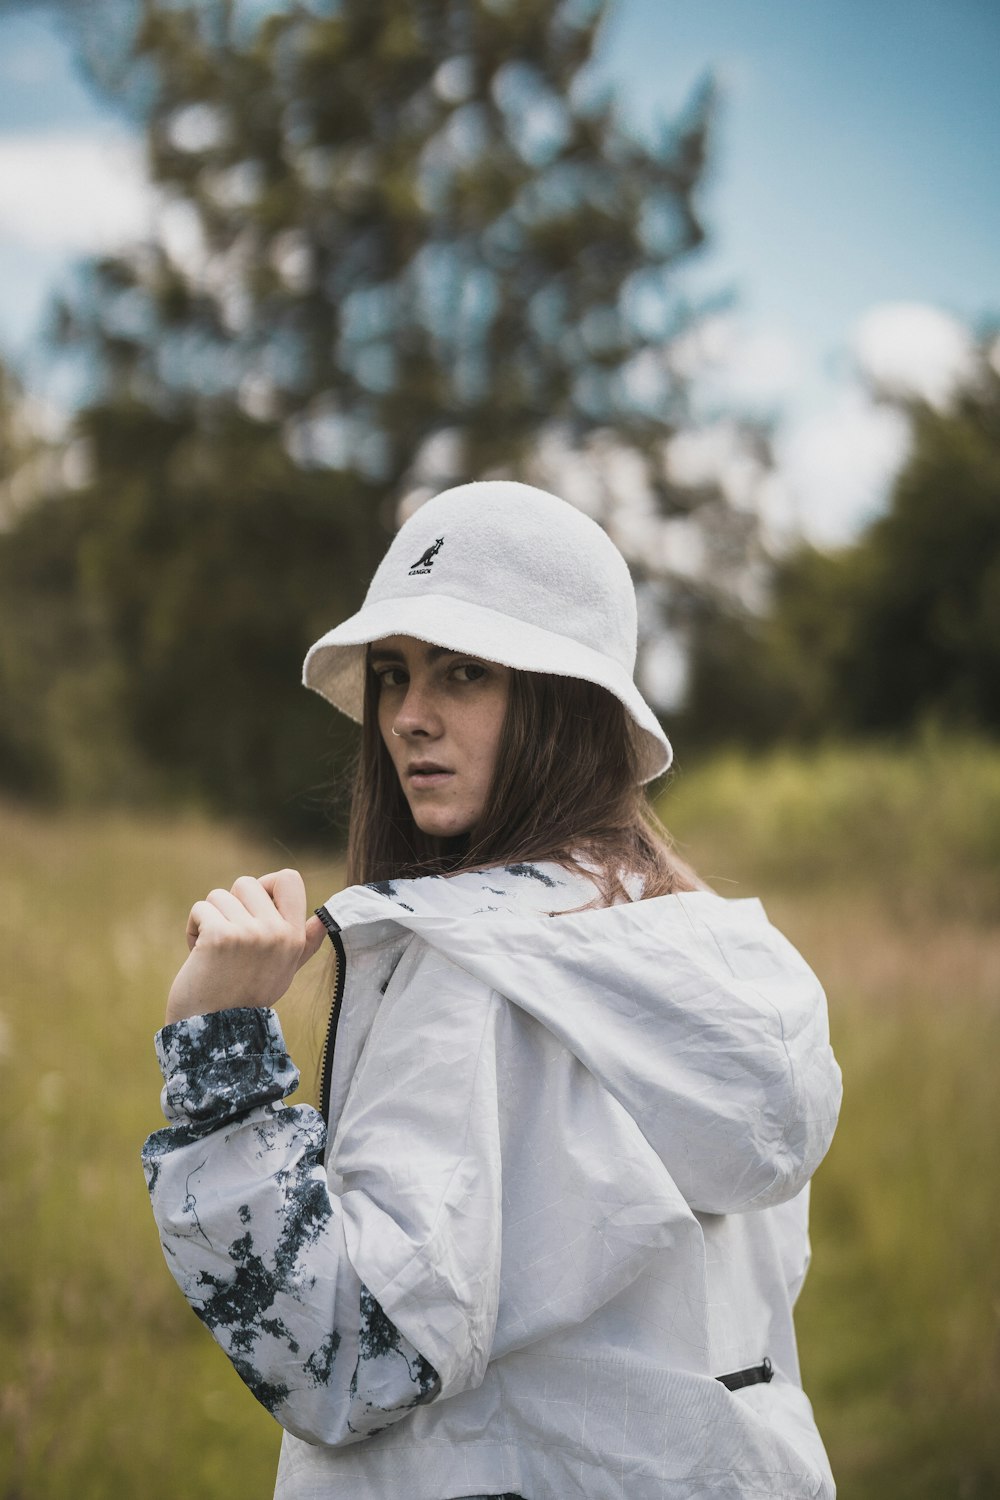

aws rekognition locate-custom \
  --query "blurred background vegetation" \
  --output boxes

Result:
[0,1,998,1496]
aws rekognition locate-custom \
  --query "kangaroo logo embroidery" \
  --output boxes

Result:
[409,537,444,575]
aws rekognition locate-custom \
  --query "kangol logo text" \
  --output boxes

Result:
[409,537,444,575]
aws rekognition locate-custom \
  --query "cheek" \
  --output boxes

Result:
[378,706,406,780]
[376,695,394,750]
[477,694,509,780]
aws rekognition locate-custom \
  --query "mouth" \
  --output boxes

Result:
[407,762,454,789]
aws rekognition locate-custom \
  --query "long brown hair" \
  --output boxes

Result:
[345,659,700,906]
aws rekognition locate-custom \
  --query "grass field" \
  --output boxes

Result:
[663,738,1000,1499]
[1,737,998,1498]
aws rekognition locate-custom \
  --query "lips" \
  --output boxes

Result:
[407,762,453,787]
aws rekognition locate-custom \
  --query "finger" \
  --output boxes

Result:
[295,913,328,971]
[258,868,306,929]
[230,873,280,921]
[186,900,229,950]
[205,887,256,926]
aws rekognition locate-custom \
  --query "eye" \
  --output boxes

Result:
[373,665,407,689]
[452,661,487,683]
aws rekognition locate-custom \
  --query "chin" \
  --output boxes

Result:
[411,809,476,840]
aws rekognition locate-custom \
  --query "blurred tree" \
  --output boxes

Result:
[0,358,45,794]
[0,355,138,802]
[0,356,40,528]
[64,0,714,478]
[682,334,1000,746]
[831,345,1000,733]
[9,0,766,830]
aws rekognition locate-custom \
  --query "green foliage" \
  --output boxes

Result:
[0,803,310,1498]
[78,400,378,827]
[65,0,711,476]
[661,740,1000,1498]
[660,732,1000,921]
[0,351,136,801]
[2,0,749,828]
[683,345,1000,747]
[0,402,372,831]
[0,484,132,801]
[4,743,1000,1497]
[834,374,1000,732]
[0,355,24,503]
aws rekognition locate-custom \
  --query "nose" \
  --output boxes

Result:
[391,679,442,740]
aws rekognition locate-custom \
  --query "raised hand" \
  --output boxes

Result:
[164,868,328,1026]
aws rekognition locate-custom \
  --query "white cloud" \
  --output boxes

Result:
[665,419,779,528]
[769,302,978,548]
[670,313,804,412]
[666,420,760,503]
[853,301,977,409]
[664,300,984,551]
[715,327,803,409]
[0,129,970,567]
[776,389,909,549]
[0,129,152,252]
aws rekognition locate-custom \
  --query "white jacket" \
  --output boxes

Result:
[144,861,841,1499]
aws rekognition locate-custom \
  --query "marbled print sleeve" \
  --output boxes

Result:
[141,1007,441,1446]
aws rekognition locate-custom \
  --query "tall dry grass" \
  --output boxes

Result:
[0,802,340,1498]
[1,737,998,1497]
[661,738,1000,1498]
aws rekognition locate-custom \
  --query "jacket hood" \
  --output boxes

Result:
[320,862,841,1216]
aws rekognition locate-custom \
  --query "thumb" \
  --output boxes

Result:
[296,913,328,972]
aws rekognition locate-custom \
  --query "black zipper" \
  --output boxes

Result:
[716,1357,773,1392]
[315,907,346,1139]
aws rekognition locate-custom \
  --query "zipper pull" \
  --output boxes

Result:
[716,1357,773,1392]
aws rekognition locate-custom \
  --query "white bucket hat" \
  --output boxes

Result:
[302,480,673,782]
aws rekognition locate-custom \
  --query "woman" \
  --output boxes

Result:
[143,480,841,1499]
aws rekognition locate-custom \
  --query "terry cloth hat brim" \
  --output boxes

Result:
[302,594,673,784]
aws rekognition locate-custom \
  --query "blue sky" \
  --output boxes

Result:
[0,0,997,543]
[601,0,999,362]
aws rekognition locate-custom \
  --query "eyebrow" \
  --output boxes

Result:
[368,644,454,666]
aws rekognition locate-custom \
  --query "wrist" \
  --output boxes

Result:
[163,994,268,1028]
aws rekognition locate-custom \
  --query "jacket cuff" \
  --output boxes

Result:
[154,1007,300,1128]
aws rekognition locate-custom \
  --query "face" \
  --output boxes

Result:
[371,635,511,840]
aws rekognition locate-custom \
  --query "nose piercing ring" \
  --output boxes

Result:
[391,727,401,737]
